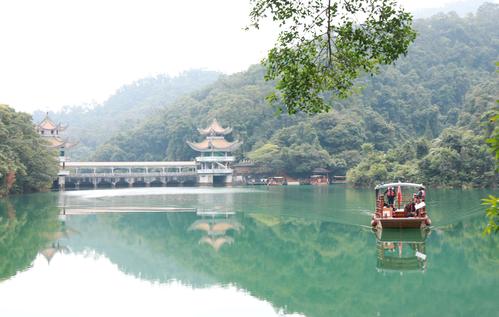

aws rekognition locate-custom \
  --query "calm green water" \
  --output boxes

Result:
[0,186,497,317]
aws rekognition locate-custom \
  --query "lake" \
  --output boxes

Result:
[0,185,497,317]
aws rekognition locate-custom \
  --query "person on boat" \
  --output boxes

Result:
[384,187,396,207]
[416,187,426,202]
[404,197,416,217]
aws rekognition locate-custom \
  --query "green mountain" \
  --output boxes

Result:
[90,4,498,187]
[33,70,221,159]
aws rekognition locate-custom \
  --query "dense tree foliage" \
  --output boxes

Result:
[247,0,416,114]
[33,70,221,160]
[0,105,58,196]
[347,127,495,187]
[483,78,499,234]
[90,5,498,186]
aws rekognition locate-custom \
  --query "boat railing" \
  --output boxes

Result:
[376,195,426,217]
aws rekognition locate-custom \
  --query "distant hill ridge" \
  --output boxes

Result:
[33,70,221,159]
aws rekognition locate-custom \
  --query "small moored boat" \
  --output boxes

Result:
[266,177,287,186]
[371,182,431,229]
[310,175,329,185]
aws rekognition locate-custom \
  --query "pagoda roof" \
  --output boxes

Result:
[37,113,67,131]
[187,137,242,152]
[198,119,232,136]
[43,136,78,149]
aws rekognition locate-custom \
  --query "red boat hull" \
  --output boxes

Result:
[377,217,428,229]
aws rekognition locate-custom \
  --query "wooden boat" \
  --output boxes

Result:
[371,182,431,230]
[266,176,287,186]
[247,178,266,185]
[310,174,329,185]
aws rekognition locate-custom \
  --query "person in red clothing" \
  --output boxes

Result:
[384,187,396,208]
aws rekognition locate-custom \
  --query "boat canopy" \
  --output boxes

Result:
[375,182,425,190]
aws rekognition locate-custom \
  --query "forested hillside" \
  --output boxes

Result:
[93,4,498,187]
[33,70,220,159]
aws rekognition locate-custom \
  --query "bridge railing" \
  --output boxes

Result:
[197,169,233,174]
[67,172,196,178]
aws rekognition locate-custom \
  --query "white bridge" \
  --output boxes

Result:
[58,161,198,189]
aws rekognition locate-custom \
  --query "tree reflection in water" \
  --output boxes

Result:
[0,194,60,281]
[0,197,497,317]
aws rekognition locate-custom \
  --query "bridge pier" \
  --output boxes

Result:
[58,175,65,191]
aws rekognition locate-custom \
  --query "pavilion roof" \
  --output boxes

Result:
[198,119,232,136]
[43,136,78,149]
[187,138,242,152]
[37,113,66,131]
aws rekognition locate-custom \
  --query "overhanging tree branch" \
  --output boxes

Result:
[248,0,416,114]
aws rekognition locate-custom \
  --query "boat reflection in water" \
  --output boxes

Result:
[375,228,430,274]
[188,210,243,251]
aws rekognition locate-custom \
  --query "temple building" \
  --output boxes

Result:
[187,119,242,185]
[36,113,77,163]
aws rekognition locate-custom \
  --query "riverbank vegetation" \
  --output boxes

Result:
[0,105,58,196]
[483,100,499,234]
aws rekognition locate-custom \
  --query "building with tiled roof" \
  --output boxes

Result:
[187,119,241,185]
[197,119,233,136]
[36,113,77,162]
[186,137,242,152]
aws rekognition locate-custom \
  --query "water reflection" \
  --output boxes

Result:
[39,216,78,264]
[374,229,429,273]
[188,211,243,251]
[0,195,60,281]
[1,188,498,317]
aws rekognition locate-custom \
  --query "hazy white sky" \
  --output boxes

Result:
[0,0,488,113]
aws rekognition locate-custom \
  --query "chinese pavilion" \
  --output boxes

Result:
[187,119,242,185]
[36,113,77,162]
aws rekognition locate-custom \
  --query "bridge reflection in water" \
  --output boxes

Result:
[58,161,197,189]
